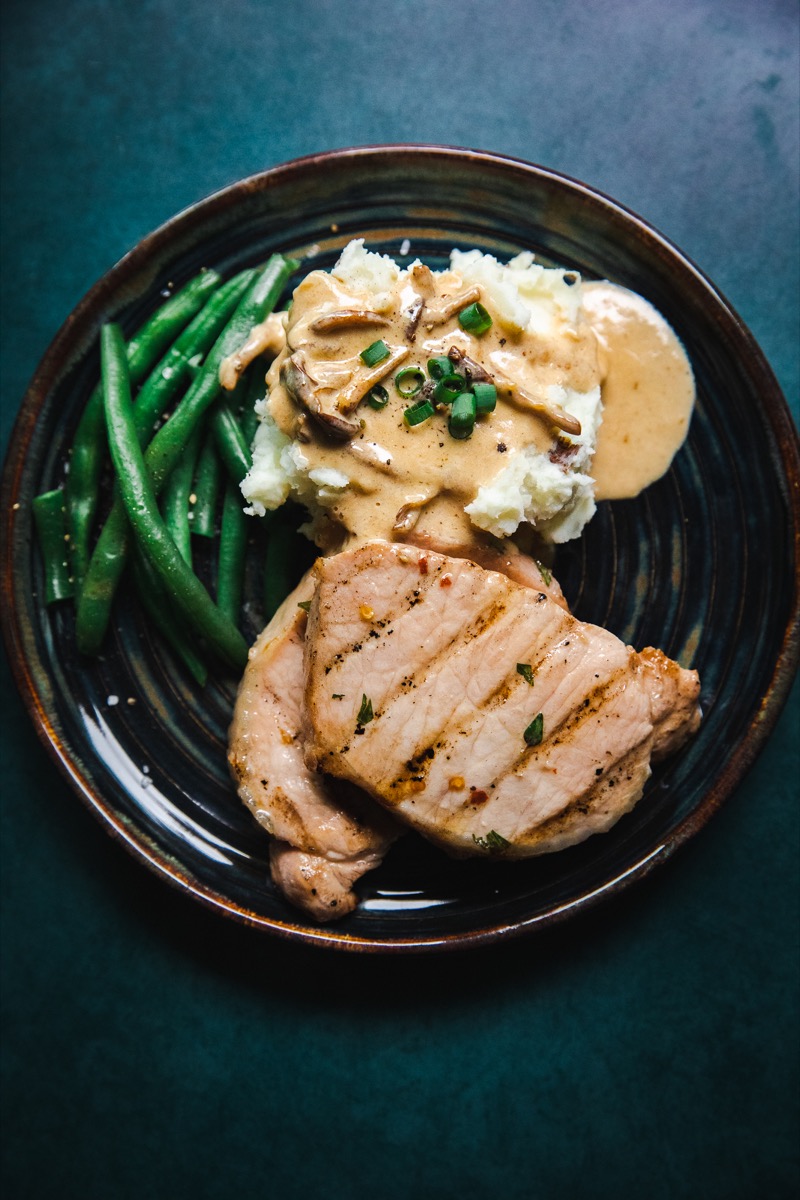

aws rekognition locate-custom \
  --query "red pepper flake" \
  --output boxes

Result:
[470,789,488,805]
[439,573,453,588]
[419,556,429,575]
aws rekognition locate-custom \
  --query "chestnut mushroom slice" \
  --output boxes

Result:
[281,353,361,442]
[447,346,492,383]
[346,439,394,474]
[310,309,391,333]
[404,295,425,340]
[338,345,410,414]
[219,312,286,391]
[392,495,430,533]
[423,286,482,329]
[500,379,582,436]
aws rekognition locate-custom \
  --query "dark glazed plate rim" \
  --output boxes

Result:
[2,145,799,953]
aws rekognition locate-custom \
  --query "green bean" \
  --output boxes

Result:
[162,426,202,565]
[32,489,74,604]
[241,366,264,442]
[137,255,296,495]
[66,269,221,591]
[75,272,251,652]
[128,270,255,447]
[217,482,248,624]
[101,324,248,669]
[190,429,223,538]
[75,256,294,655]
[130,546,208,686]
[263,503,317,621]
[211,402,252,483]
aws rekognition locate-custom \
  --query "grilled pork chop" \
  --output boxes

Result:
[228,575,398,920]
[303,542,700,857]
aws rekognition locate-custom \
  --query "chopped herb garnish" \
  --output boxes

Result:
[433,376,463,406]
[332,693,344,700]
[458,301,492,336]
[536,560,552,586]
[360,339,390,367]
[297,600,312,612]
[427,355,454,380]
[448,391,476,440]
[404,399,435,426]
[524,713,544,746]
[473,381,497,413]
[366,384,389,410]
[516,663,535,686]
[395,366,426,397]
[356,694,374,725]
[473,829,510,853]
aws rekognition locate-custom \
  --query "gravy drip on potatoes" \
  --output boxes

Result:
[265,266,600,545]
[583,281,695,501]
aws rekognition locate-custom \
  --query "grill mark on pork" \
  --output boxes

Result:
[389,652,632,809]
[303,542,700,859]
[514,662,632,765]
[372,592,512,716]
[384,642,560,794]
[515,743,651,848]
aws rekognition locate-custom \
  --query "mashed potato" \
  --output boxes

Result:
[242,240,603,547]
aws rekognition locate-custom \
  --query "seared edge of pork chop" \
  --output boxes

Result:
[228,574,399,921]
[303,542,701,859]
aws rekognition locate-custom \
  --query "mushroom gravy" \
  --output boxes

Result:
[239,247,695,547]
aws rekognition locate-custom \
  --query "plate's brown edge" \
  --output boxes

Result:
[1,144,799,955]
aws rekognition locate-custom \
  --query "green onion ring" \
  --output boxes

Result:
[404,399,435,426]
[366,384,390,410]
[458,301,493,336]
[360,339,390,367]
[395,366,426,398]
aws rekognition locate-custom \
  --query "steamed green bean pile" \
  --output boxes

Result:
[33,254,301,683]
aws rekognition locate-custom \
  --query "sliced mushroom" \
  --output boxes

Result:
[338,345,409,414]
[347,439,394,474]
[219,312,286,391]
[505,384,582,436]
[281,353,361,442]
[392,495,430,534]
[310,309,391,333]
[404,295,425,340]
[423,286,481,329]
[410,263,436,295]
[447,347,492,382]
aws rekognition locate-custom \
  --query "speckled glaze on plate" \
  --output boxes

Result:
[2,146,798,952]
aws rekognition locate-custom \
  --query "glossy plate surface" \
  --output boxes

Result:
[2,146,798,952]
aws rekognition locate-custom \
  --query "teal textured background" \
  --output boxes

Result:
[1,2,798,1197]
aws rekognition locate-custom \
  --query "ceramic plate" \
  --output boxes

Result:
[2,146,798,952]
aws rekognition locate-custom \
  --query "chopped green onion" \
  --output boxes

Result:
[458,302,492,335]
[524,713,544,746]
[472,829,510,853]
[360,339,390,367]
[395,366,426,398]
[473,382,497,413]
[427,356,454,380]
[448,392,477,439]
[404,399,435,426]
[366,384,389,410]
[434,374,464,405]
[357,694,374,725]
[536,559,552,586]
[516,663,535,686]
